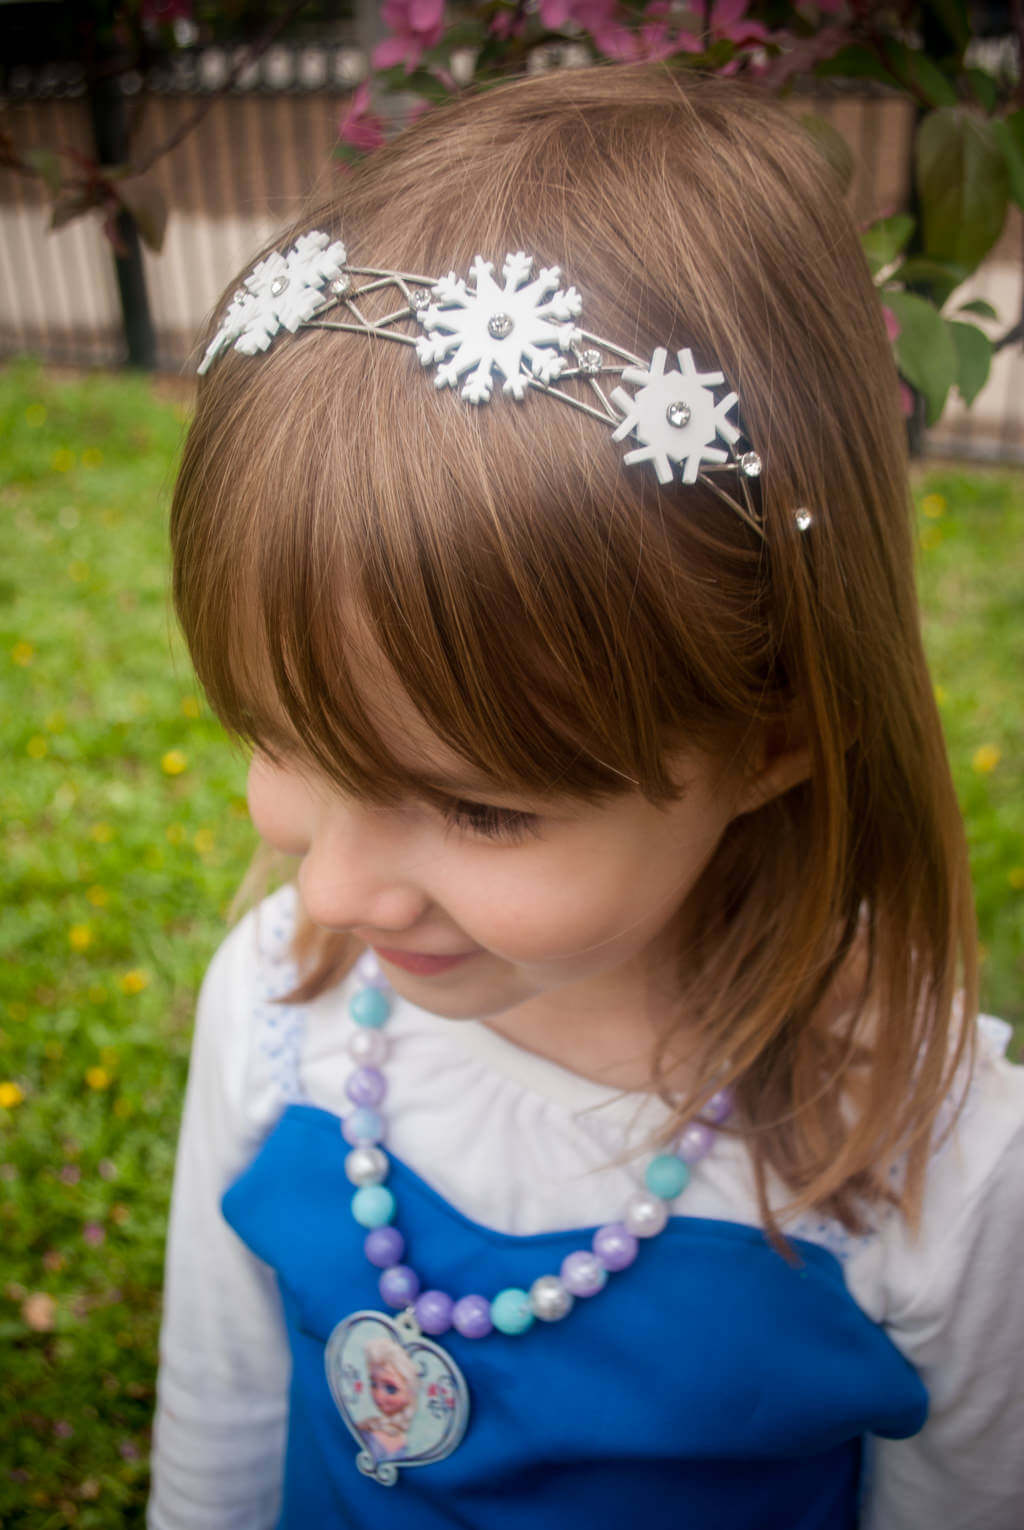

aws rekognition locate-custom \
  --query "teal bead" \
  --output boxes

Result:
[645,1154,690,1200]
[491,1287,534,1336]
[351,1185,396,1228]
[349,988,390,1029]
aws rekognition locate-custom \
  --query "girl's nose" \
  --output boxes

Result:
[295,804,430,934]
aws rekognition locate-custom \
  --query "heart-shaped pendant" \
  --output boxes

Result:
[325,1309,471,1485]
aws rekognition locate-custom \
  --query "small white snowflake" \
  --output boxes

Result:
[610,347,741,484]
[198,231,348,375]
[413,252,583,404]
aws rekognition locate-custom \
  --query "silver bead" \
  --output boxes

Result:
[623,1190,668,1239]
[269,275,289,297]
[666,400,692,428]
[795,507,813,532]
[487,312,514,339]
[345,1145,388,1187]
[330,275,350,296]
[529,1275,574,1322]
[354,948,384,985]
[348,1028,388,1066]
[409,288,431,311]
[578,347,603,374]
[740,451,762,478]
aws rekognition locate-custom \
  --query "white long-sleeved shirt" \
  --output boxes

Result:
[149,884,1024,1529]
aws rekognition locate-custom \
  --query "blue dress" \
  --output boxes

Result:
[222,1102,927,1529]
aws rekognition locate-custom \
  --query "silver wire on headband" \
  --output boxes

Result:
[198,231,811,540]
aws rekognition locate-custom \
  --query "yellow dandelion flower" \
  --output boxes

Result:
[972,744,1001,775]
[161,749,188,776]
[51,448,75,473]
[24,402,47,427]
[81,447,103,468]
[11,641,34,666]
[1008,867,1024,891]
[0,1081,25,1108]
[920,493,946,519]
[194,828,215,855]
[919,525,943,551]
[180,695,201,719]
[86,885,108,907]
[85,1066,110,1091]
[166,823,186,845]
[69,925,92,952]
[119,969,150,996]
[90,823,114,843]
[27,735,48,759]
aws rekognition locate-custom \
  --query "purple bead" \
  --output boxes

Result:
[343,1107,385,1146]
[346,1066,386,1109]
[561,1249,608,1298]
[676,1120,715,1164]
[379,1263,420,1308]
[414,1289,454,1336]
[451,1294,493,1340]
[705,1086,734,1124]
[364,1226,405,1268]
[592,1221,638,1273]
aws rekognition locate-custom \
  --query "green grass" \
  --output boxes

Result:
[0,359,1021,1526]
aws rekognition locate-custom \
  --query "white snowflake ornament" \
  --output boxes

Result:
[610,347,741,485]
[198,231,348,375]
[413,252,583,404]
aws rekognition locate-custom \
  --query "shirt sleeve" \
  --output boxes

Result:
[147,900,294,1530]
[859,1036,1024,1530]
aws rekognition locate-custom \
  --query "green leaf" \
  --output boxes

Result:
[22,147,63,197]
[800,114,854,193]
[861,213,915,275]
[916,108,1010,270]
[992,110,1024,212]
[886,290,958,425]
[948,319,993,405]
[957,297,998,320]
[115,178,168,254]
[895,255,970,307]
[882,38,958,108]
[816,43,900,90]
[49,189,96,231]
[965,67,999,112]
[922,0,971,56]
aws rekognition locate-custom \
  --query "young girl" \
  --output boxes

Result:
[148,64,1024,1530]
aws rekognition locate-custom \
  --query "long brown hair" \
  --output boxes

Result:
[171,63,976,1237]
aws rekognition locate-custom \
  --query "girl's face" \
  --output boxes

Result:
[370,1362,414,1417]
[246,652,757,1073]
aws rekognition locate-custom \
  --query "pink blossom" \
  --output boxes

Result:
[372,0,446,73]
[882,305,901,344]
[709,0,768,45]
[83,1222,105,1246]
[338,85,386,154]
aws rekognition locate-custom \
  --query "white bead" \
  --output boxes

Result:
[345,1146,388,1187]
[623,1190,668,1239]
[355,949,385,985]
[529,1275,574,1322]
[348,1028,388,1066]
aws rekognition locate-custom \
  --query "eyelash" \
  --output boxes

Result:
[440,799,540,843]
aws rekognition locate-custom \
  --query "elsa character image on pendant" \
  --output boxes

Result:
[325,1311,470,1485]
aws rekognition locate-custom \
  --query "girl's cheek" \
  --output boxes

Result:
[246,757,312,855]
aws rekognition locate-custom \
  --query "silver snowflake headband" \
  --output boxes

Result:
[199,231,777,537]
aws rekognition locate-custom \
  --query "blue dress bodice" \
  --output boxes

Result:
[222,1103,927,1529]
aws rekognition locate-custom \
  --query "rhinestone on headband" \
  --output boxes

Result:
[198,232,767,535]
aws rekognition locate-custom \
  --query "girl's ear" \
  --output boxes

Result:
[736,717,813,815]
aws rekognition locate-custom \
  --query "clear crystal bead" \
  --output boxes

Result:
[233,288,246,304]
[330,275,350,296]
[269,275,289,297]
[578,348,603,374]
[740,451,762,478]
[487,313,514,339]
[409,288,431,311]
[666,401,692,428]
[795,508,813,532]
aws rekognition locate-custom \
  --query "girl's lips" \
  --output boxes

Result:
[373,947,479,977]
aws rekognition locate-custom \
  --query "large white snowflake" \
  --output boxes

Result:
[198,231,348,375]
[414,252,583,404]
[610,347,740,484]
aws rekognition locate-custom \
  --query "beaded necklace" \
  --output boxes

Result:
[325,948,732,1487]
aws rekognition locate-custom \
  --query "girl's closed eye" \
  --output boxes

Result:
[439,797,541,843]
